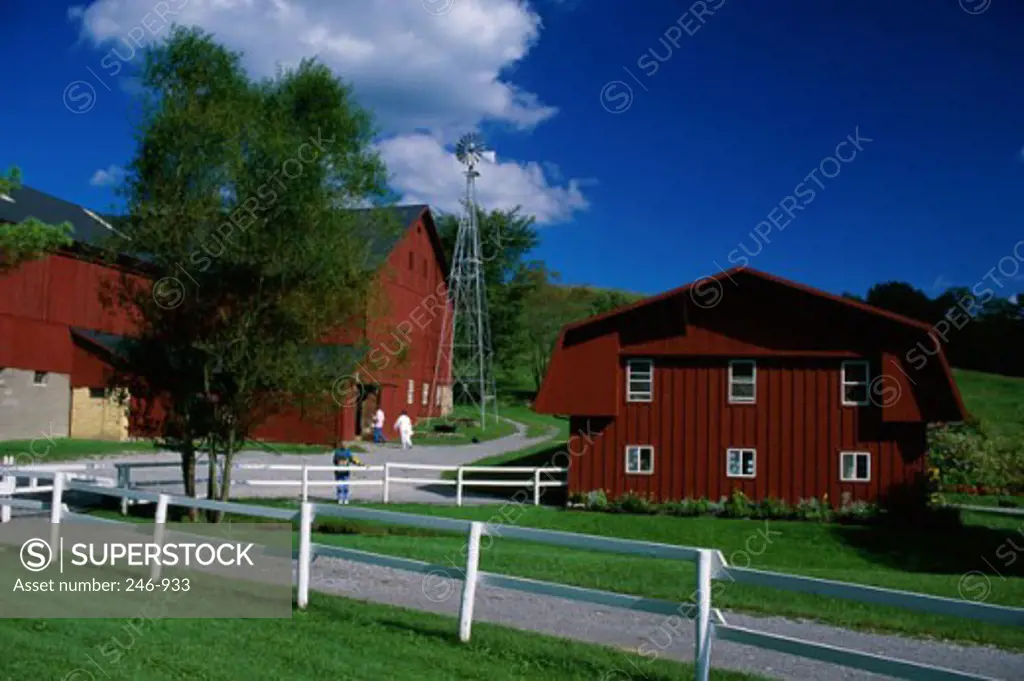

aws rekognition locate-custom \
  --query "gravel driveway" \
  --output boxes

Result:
[305,555,1024,681]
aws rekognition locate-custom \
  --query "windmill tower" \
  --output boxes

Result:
[430,133,498,427]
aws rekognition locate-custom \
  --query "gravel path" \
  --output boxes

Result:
[305,555,1024,681]
[41,420,555,505]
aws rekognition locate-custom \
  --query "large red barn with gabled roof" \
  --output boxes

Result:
[0,185,452,445]
[534,267,967,505]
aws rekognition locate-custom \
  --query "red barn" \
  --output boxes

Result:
[0,185,452,444]
[534,267,967,505]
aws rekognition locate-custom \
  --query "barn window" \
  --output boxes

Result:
[435,386,442,406]
[421,383,429,406]
[726,448,756,478]
[841,360,870,406]
[728,360,756,404]
[626,359,653,402]
[625,445,654,474]
[407,379,415,405]
[32,371,48,386]
[840,451,871,482]
[89,387,107,399]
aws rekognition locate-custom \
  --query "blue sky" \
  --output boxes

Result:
[2,0,1023,299]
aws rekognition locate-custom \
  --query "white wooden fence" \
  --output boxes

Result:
[98,460,567,509]
[2,471,1022,680]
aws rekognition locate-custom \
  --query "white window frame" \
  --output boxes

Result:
[407,379,415,405]
[841,360,870,406]
[32,371,48,387]
[434,387,442,406]
[624,445,654,475]
[421,383,429,406]
[626,359,653,402]
[840,451,871,482]
[726,448,757,478]
[728,360,757,404]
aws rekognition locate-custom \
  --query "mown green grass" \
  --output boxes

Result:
[0,438,160,463]
[954,368,1024,441]
[0,591,763,681]
[412,404,519,446]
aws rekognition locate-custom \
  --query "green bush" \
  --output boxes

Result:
[613,491,655,514]
[929,418,1024,495]
[584,489,609,511]
[721,489,753,518]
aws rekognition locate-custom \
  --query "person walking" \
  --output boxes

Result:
[332,446,362,504]
[372,406,386,444]
[393,410,414,450]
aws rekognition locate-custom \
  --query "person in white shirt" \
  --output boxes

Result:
[393,410,414,450]
[372,407,386,443]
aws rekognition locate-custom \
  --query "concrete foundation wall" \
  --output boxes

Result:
[0,368,71,440]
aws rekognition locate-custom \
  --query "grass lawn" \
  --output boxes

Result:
[953,368,1024,441]
[0,438,159,463]
[0,591,762,681]
[412,404,518,446]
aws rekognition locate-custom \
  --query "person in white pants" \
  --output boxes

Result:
[394,410,414,450]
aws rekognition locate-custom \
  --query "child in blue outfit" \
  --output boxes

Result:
[332,447,362,504]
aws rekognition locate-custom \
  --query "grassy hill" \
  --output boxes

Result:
[953,368,1024,440]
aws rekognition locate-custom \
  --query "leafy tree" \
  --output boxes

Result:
[0,167,73,272]
[586,288,637,316]
[110,28,388,515]
[518,266,591,390]
[865,281,936,322]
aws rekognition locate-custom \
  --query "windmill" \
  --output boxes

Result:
[430,133,498,428]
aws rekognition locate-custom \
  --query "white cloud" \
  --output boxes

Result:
[70,0,587,223]
[378,134,590,224]
[89,164,125,187]
[70,0,555,136]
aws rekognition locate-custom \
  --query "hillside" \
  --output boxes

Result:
[954,368,1024,440]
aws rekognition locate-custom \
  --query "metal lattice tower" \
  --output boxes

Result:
[430,133,498,428]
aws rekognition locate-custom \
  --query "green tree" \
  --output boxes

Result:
[586,288,637,316]
[0,167,73,272]
[111,28,388,515]
[519,266,591,391]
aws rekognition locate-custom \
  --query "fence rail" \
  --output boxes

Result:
[1,473,1022,680]
[2,458,568,513]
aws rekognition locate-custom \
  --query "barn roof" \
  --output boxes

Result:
[0,184,127,246]
[535,266,967,423]
[566,266,935,335]
[1,184,440,271]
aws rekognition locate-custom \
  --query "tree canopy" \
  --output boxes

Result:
[110,27,391,511]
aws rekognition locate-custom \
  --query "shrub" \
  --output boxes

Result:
[754,497,793,520]
[928,418,1024,494]
[795,497,833,522]
[614,491,655,514]
[584,489,608,511]
[720,489,752,518]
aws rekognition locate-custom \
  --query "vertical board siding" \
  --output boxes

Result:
[568,357,927,505]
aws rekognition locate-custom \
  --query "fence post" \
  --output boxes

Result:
[49,473,65,553]
[117,465,129,516]
[695,549,713,681]
[456,467,464,507]
[301,465,309,504]
[458,521,483,642]
[0,456,12,524]
[382,463,390,504]
[150,493,170,581]
[297,501,314,609]
[533,469,541,506]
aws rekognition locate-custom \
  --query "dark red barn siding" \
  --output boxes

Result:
[567,358,928,504]
[540,268,965,506]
